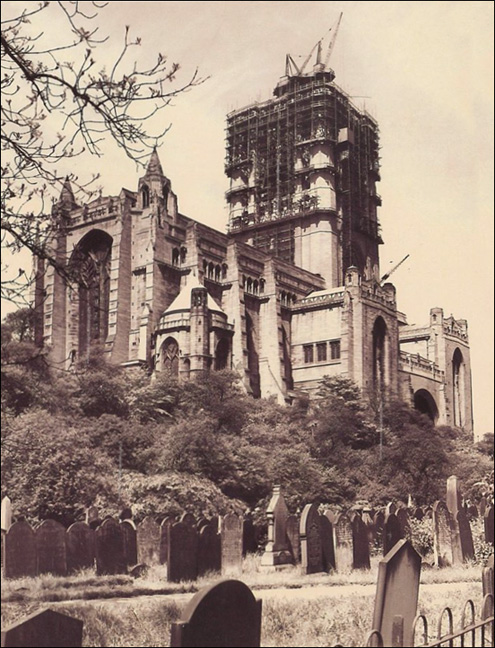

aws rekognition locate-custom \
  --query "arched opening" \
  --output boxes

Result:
[142,184,150,209]
[246,313,260,397]
[215,265,221,282]
[70,230,112,357]
[372,316,388,392]
[180,247,187,263]
[453,348,465,427]
[215,338,230,371]
[172,248,180,266]
[208,262,214,279]
[160,337,180,377]
[414,389,439,423]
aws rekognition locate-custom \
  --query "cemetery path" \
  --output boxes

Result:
[53,579,479,610]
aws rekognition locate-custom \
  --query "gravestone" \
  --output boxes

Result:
[446,475,462,519]
[482,555,494,597]
[159,516,175,564]
[362,510,375,545]
[300,504,323,574]
[85,506,100,529]
[383,513,402,555]
[36,520,67,576]
[242,516,257,555]
[372,539,422,648]
[484,506,494,545]
[456,510,475,561]
[432,501,453,567]
[333,513,353,572]
[374,510,385,549]
[198,521,221,576]
[286,515,301,563]
[137,516,161,565]
[121,520,138,567]
[320,513,335,571]
[1,496,12,532]
[396,508,411,539]
[325,510,337,524]
[414,507,424,520]
[4,521,37,579]
[221,513,243,575]
[168,521,198,582]
[479,497,488,517]
[197,518,209,532]
[180,513,197,527]
[1,608,83,647]
[352,515,370,570]
[261,486,292,567]
[66,522,95,572]
[170,579,262,647]
[95,518,126,575]
[467,505,478,519]
[119,508,133,521]
[385,502,396,517]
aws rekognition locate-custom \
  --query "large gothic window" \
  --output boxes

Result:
[453,348,465,427]
[161,337,180,377]
[70,230,112,357]
[372,316,387,393]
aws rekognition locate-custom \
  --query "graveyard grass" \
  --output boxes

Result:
[0,557,481,605]
[1,577,479,647]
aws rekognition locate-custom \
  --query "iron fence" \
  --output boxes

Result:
[341,594,495,648]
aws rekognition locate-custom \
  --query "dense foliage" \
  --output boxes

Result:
[1,310,493,524]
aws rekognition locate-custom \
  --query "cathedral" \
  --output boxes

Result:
[34,53,474,434]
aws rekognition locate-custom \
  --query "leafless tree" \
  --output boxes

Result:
[1,1,204,304]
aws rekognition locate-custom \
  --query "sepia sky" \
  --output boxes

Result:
[2,1,493,436]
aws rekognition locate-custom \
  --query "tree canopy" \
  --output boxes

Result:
[2,338,491,525]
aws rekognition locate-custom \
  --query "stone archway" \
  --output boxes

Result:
[414,389,439,423]
[215,338,230,371]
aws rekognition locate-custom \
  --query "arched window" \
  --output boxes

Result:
[414,389,439,423]
[215,338,230,370]
[208,262,214,279]
[142,184,150,209]
[222,264,228,279]
[215,265,221,282]
[161,337,180,377]
[180,247,187,263]
[253,280,259,295]
[372,316,387,392]
[259,278,265,294]
[247,278,253,294]
[453,348,465,427]
[70,230,112,357]
[172,248,180,266]
[246,313,260,397]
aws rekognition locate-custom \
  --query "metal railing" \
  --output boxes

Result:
[354,594,494,648]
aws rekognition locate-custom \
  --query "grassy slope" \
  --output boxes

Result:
[1,558,486,647]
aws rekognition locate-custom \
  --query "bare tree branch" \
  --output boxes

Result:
[1,1,207,305]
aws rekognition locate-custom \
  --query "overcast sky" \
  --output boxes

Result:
[3,1,493,436]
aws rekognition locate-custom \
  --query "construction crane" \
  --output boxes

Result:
[297,40,322,75]
[380,254,410,284]
[323,12,343,68]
